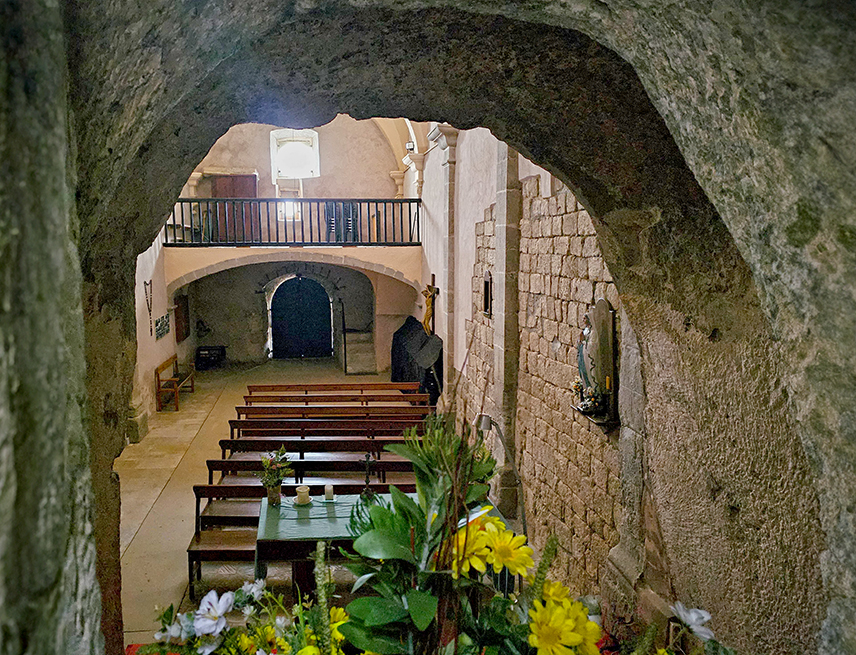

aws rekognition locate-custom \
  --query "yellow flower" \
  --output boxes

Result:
[483,523,534,576]
[542,580,571,603]
[471,507,506,533]
[450,523,490,579]
[297,646,320,655]
[528,600,581,655]
[563,600,601,655]
[656,650,672,655]
[238,634,257,654]
[329,607,349,641]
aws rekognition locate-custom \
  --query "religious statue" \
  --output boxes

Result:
[422,283,439,335]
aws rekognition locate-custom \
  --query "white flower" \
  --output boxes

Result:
[196,634,223,655]
[178,612,196,640]
[275,614,288,637]
[194,590,235,636]
[154,622,181,642]
[241,578,266,601]
[671,601,715,641]
[242,604,257,617]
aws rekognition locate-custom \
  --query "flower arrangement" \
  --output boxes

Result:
[142,413,735,655]
[335,414,602,655]
[258,447,293,489]
[143,546,348,655]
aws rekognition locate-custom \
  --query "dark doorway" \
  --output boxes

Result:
[271,277,333,358]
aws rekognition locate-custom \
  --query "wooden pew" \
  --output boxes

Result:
[242,392,430,406]
[187,481,417,599]
[228,417,425,440]
[220,436,418,459]
[207,455,414,484]
[247,382,421,395]
[234,404,434,420]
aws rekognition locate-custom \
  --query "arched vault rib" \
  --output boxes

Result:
[166,250,421,298]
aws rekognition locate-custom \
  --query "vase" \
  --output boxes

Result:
[267,485,281,506]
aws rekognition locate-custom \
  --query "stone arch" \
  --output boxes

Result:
[64,5,850,654]
[166,249,420,299]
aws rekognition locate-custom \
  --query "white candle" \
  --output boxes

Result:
[295,485,311,505]
[325,484,334,501]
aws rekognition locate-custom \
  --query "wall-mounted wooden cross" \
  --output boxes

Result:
[422,274,439,335]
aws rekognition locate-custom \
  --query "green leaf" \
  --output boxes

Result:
[353,529,417,564]
[338,621,406,654]
[466,483,490,505]
[351,572,376,593]
[346,597,409,626]
[405,589,438,631]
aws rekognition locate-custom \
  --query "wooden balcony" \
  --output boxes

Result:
[164,198,421,247]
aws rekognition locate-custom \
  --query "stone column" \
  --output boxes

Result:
[426,124,458,399]
[491,143,522,518]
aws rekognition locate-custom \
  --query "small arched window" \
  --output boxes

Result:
[483,271,493,318]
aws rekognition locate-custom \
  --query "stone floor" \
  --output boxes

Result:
[115,359,388,647]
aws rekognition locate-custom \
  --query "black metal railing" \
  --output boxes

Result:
[163,198,421,246]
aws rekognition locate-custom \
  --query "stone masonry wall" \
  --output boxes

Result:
[515,175,621,595]
[456,173,624,595]
[455,204,498,424]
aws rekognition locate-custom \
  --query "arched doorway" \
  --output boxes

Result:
[270,276,333,358]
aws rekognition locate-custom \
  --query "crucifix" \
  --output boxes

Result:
[422,274,439,335]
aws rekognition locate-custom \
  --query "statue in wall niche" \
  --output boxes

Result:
[573,298,616,421]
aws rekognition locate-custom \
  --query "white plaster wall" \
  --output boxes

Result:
[518,155,552,197]
[133,235,177,420]
[193,123,277,197]
[370,272,420,371]
[303,114,398,198]
[453,128,498,373]
[419,144,447,340]
[189,114,398,200]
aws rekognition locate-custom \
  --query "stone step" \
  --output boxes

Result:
[345,338,376,374]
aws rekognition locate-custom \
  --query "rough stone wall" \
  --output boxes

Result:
[455,204,497,421]
[0,3,104,654]
[180,261,374,363]
[514,176,621,595]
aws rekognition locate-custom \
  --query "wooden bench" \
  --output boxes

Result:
[220,436,419,459]
[155,354,195,411]
[234,404,434,420]
[242,392,430,406]
[228,417,425,440]
[207,455,414,484]
[187,481,418,598]
[247,382,421,395]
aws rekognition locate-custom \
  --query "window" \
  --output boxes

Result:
[483,271,493,317]
[270,128,320,182]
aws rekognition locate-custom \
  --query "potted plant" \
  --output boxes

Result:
[258,446,292,506]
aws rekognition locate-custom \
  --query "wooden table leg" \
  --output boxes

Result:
[292,559,315,598]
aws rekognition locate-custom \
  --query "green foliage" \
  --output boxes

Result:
[257,446,293,488]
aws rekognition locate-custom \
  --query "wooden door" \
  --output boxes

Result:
[211,174,258,242]
[271,277,333,359]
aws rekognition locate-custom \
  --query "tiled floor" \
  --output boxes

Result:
[116,359,387,647]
